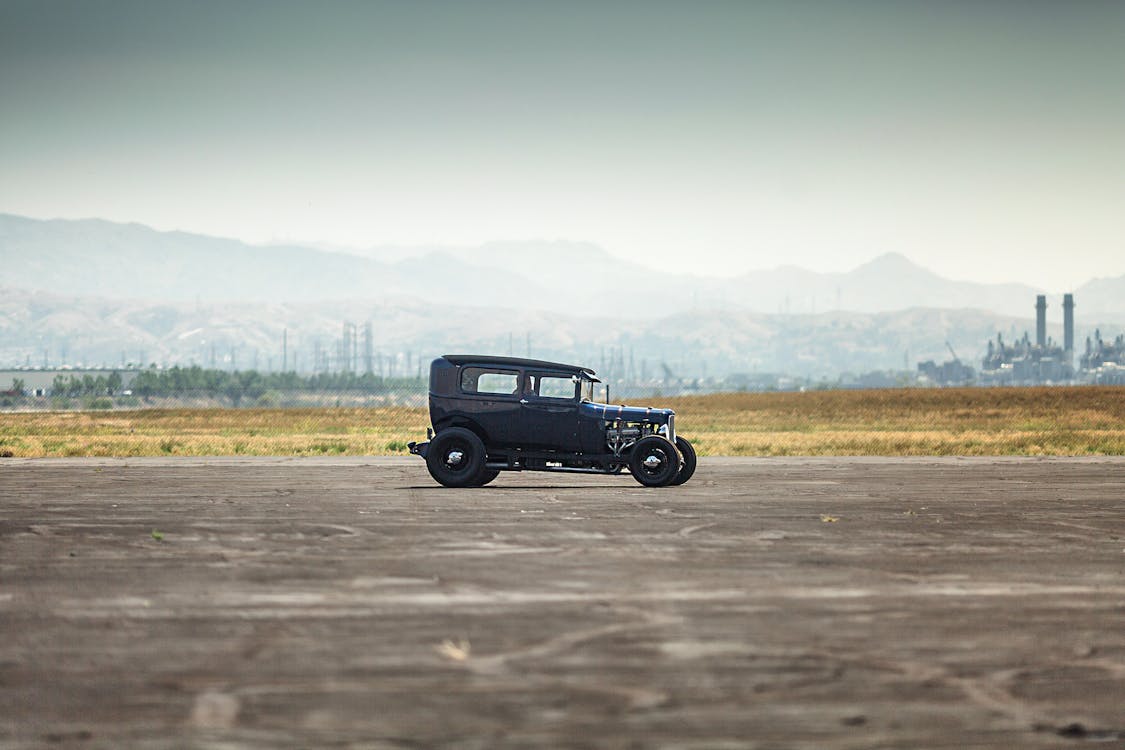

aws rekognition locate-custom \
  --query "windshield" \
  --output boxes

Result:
[580,378,595,402]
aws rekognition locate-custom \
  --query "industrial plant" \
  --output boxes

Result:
[1081,329,1125,384]
[920,292,1125,386]
[978,294,1076,384]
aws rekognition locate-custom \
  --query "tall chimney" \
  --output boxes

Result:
[1035,295,1047,348]
[1063,293,1075,356]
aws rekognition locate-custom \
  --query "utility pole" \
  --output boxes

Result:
[364,322,374,374]
[340,322,353,373]
[352,325,359,373]
[282,328,288,372]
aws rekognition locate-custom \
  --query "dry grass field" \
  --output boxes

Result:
[1,386,1123,458]
[666,385,1125,456]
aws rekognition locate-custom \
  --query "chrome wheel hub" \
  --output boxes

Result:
[643,454,662,469]
[446,450,464,466]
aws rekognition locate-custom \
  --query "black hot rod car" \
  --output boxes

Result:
[408,355,696,488]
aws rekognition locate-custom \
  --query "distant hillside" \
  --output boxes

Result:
[721,253,1053,318]
[1074,273,1125,317]
[6,213,1121,319]
[7,286,1121,378]
[0,214,560,309]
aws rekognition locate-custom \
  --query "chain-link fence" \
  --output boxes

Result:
[0,367,746,413]
[1,374,1124,458]
[0,368,752,457]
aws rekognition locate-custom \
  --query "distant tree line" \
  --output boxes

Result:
[129,366,422,403]
[51,372,124,397]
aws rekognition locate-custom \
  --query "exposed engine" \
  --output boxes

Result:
[605,420,663,456]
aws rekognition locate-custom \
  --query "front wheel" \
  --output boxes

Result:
[628,436,680,487]
[425,427,487,487]
[669,436,696,486]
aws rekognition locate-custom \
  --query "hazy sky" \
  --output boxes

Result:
[2,1,1123,290]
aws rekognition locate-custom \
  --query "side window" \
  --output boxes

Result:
[534,374,578,400]
[460,367,519,396]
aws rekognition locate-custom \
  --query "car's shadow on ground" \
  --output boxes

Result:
[399,485,635,491]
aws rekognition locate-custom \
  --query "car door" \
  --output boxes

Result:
[456,366,522,446]
[514,371,581,451]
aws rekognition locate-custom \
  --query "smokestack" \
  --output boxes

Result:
[1063,293,1075,356]
[1035,295,1047,348]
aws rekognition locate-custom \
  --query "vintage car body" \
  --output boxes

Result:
[409,354,696,488]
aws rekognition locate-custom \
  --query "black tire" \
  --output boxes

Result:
[628,436,680,487]
[669,436,696,486]
[476,469,501,486]
[425,427,487,487]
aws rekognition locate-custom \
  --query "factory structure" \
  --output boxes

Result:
[920,293,1125,386]
[978,294,1076,384]
[916,343,975,386]
[1080,329,1125,384]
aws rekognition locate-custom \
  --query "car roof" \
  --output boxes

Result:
[441,354,598,379]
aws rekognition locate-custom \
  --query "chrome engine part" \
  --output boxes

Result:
[605,421,660,456]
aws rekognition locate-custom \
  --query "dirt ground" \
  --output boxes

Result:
[2,456,1124,749]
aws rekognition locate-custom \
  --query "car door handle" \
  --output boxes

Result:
[519,399,529,404]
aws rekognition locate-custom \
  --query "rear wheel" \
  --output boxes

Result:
[425,427,487,487]
[669,436,696,486]
[628,436,680,487]
[476,469,501,486]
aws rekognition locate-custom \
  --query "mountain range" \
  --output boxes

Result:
[3,213,1124,378]
[3,213,1124,318]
